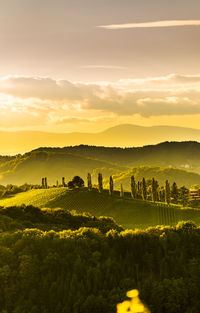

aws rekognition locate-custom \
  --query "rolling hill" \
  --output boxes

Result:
[0,150,126,185]
[108,166,200,189]
[1,187,200,229]
[33,141,200,171]
[0,142,200,186]
[0,124,200,155]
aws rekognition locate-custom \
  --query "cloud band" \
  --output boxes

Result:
[1,74,200,128]
[98,20,200,30]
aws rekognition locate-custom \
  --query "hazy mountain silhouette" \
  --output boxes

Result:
[1,124,200,155]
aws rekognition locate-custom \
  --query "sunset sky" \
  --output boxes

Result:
[1,0,200,133]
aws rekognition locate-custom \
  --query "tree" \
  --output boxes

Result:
[87,173,92,191]
[67,181,74,189]
[159,187,165,202]
[71,176,84,188]
[137,181,142,199]
[131,176,136,199]
[165,180,170,204]
[120,184,124,198]
[41,178,45,189]
[142,177,147,200]
[109,176,114,195]
[152,178,157,202]
[98,173,103,193]
[171,182,179,204]
[179,186,189,206]
[44,177,48,189]
[62,177,66,187]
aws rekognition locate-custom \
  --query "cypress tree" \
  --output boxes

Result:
[98,173,103,193]
[142,177,147,200]
[155,180,159,201]
[131,176,136,199]
[62,177,66,187]
[171,182,178,203]
[120,184,124,198]
[109,176,114,195]
[42,178,45,189]
[159,187,165,202]
[137,181,142,198]
[87,173,92,191]
[152,178,158,202]
[45,177,48,189]
[165,180,171,204]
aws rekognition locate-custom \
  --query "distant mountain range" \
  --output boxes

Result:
[1,124,200,155]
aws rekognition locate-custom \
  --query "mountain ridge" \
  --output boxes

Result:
[0,124,200,155]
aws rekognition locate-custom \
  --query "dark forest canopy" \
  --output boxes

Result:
[0,213,200,313]
[1,140,200,166]
[33,141,200,165]
[0,205,122,233]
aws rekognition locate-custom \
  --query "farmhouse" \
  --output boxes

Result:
[189,189,200,200]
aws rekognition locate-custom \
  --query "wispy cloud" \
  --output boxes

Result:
[98,20,200,30]
[55,117,92,125]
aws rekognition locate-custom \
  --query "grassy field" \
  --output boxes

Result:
[1,187,200,229]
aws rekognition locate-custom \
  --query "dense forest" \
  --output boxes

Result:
[0,205,199,313]
[0,205,122,233]
[33,141,200,169]
[33,141,200,167]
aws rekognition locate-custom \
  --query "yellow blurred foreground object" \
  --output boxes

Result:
[117,289,150,313]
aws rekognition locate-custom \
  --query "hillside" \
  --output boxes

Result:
[0,150,126,185]
[109,166,200,189]
[34,141,200,171]
[0,124,200,155]
[1,187,200,229]
[49,141,200,165]
[1,142,200,185]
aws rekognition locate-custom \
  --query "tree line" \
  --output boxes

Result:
[0,205,122,233]
[41,173,192,207]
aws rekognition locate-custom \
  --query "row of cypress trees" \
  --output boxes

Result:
[42,173,177,205]
[91,173,172,204]
[41,177,48,189]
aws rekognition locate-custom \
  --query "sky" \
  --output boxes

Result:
[1,0,200,133]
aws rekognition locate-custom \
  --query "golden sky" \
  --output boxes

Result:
[1,0,200,133]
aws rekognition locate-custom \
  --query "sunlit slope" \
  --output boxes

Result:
[0,188,67,208]
[0,150,125,185]
[110,166,200,189]
[1,188,200,229]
